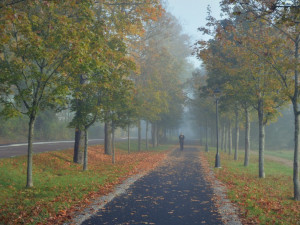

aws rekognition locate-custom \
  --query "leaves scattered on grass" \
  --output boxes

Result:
[200,151,300,225]
[0,145,170,225]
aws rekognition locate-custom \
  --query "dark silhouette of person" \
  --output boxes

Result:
[179,133,185,151]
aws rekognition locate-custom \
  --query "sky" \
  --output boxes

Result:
[166,0,222,67]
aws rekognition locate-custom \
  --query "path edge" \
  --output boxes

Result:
[198,149,243,225]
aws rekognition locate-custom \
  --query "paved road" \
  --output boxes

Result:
[82,147,223,225]
[0,138,129,158]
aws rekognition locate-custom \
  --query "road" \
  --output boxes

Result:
[0,138,129,158]
[81,147,223,225]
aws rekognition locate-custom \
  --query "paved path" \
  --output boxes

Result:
[82,147,223,225]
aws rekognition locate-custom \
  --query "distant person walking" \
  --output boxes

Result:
[179,133,185,151]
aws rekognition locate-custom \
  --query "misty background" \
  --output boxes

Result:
[0,0,294,151]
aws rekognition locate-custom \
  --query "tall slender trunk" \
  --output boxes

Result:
[105,122,108,153]
[200,127,203,146]
[152,122,158,147]
[26,116,36,188]
[156,124,159,147]
[83,128,88,171]
[215,99,221,168]
[220,124,223,151]
[146,121,149,150]
[210,125,214,147]
[83,114,97,171]
[221,124,225,151]
[205,119,209,152]
[293,99,300,200]
[244,108,250,167]
[128,124,130,154]
[229,120,232,155]
[112,125,115,164]
[74,95,83,163]
[258,99,265,178]
[292,38,300,200]
[224,123,228,153]
[73,127,82,163]
[151,122,155,148]
[138,120,141,151]
[104,122,112,155]
[163,128,167,143]
[155,124,158,147]
[234,109,239,161]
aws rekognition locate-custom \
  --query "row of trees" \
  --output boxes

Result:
[0,1,190,188]
[192,0,299,200]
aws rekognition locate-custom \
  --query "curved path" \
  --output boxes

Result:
[81,147,223,225]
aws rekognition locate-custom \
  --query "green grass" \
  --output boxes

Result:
[0,152,112,224]
[265,150,294,161]
[203,149,299,225]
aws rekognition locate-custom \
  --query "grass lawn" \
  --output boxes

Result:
[0,142,172,224]
[265,150,294,161]
[202,149,299,225]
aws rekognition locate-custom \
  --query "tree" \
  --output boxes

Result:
[92,0,163,153]
[132,12,190,147]
[70,78,100,171]
[0,0,95,187]
[195,15,286,178]
[221,0,300,200]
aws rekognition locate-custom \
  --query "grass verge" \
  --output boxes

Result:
[0,143,172,225]
[265,150,294,161]
[202,150,299,225]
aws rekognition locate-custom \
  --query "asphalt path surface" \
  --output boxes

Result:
[0,138,129,158]
[82,147,223,225]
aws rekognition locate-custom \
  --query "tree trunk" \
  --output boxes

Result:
[234,109,239,161]
[152,122,158,148]
[221,124,225,151]
[205,122,208,151]
[163,128,167,143]
[146,121,149,150]
[73,127,82,163]
[138,120,141,151]
[293,99,300,200]
[112,125,115,164]
[151,122,155,148]
[83,128,88,171]
[199,127,203,146]
[26,116,36,188]
[104,122,112,155]
[258,99,265,178]
[292,38,300,200]
[220,125,223,151]
[210,125,214,147]
[244,108,250,167]
[128,124,130,154]
[229,120,232,155]
[104,122,108,153]
[224,123,228,153]
[156,124,159,147]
